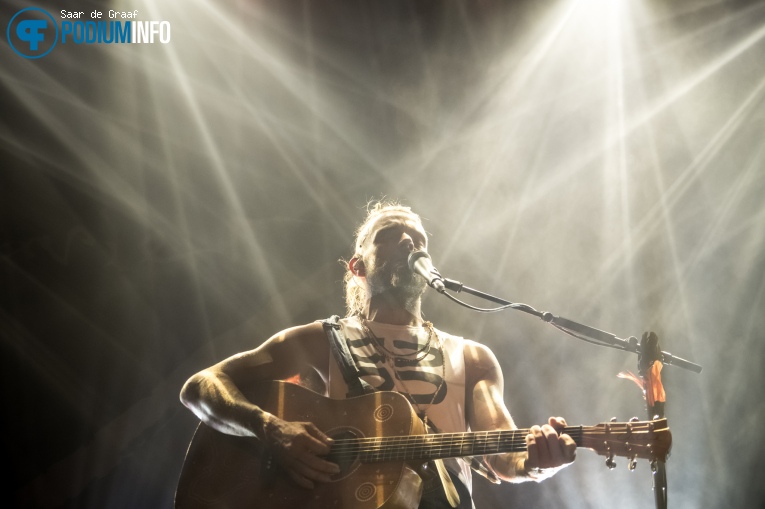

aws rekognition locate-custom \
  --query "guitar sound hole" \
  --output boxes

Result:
[325,430,359,475]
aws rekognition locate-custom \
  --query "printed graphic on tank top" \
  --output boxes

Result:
[328,316,474,503]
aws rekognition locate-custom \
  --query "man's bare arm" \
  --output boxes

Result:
[464,340,576,483]
[179,322,340,488]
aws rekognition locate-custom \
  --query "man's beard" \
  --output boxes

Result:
[365,257,428,307]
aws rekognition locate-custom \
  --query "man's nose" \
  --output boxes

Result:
[399,233,415,251]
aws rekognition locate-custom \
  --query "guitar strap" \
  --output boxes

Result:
[321,315,376,398]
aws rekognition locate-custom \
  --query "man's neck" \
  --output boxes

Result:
[363,294,423,327]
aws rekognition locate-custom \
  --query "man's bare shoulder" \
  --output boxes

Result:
[462,339,499,365]
[462,339,503,386]
[268,321,327,345]
[256,320,331,363]
[215,321,330,387]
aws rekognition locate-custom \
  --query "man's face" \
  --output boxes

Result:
[356,212,429,299]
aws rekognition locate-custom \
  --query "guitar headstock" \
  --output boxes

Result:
[580,418,671,469]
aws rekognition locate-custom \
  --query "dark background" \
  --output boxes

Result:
[2,0,764,507]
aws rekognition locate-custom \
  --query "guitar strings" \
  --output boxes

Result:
[325,442,659,462]
[324,430,663,462]
[329,434,660,450]
[329,428,663,448]
[329,434,661,448]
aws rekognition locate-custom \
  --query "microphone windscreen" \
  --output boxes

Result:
[408,250,430,271]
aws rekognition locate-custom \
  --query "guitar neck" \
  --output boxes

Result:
[330,427,585,464]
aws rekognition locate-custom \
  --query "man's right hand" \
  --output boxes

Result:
[260,414,341,489]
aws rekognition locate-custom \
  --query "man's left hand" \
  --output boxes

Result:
[524,416,576,475]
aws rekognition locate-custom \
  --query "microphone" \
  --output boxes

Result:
[408,251,446,293]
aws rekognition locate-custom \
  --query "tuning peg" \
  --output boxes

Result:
[628,456,637,471]
[629,416,640,423]
[603,420,619,470]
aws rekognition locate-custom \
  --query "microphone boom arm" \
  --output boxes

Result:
[439,277,702,374]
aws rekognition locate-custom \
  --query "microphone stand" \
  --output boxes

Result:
[435,276,702,509]
[638,331,669,508]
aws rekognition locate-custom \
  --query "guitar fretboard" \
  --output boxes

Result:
[328,427,585,463]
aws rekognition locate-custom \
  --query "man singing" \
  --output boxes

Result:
[180,201,576,508]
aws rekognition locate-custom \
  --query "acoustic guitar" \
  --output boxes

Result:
[176,381,671,509]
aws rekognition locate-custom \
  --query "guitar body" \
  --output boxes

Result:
[176,381,427,509]
[177,380,672,509]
